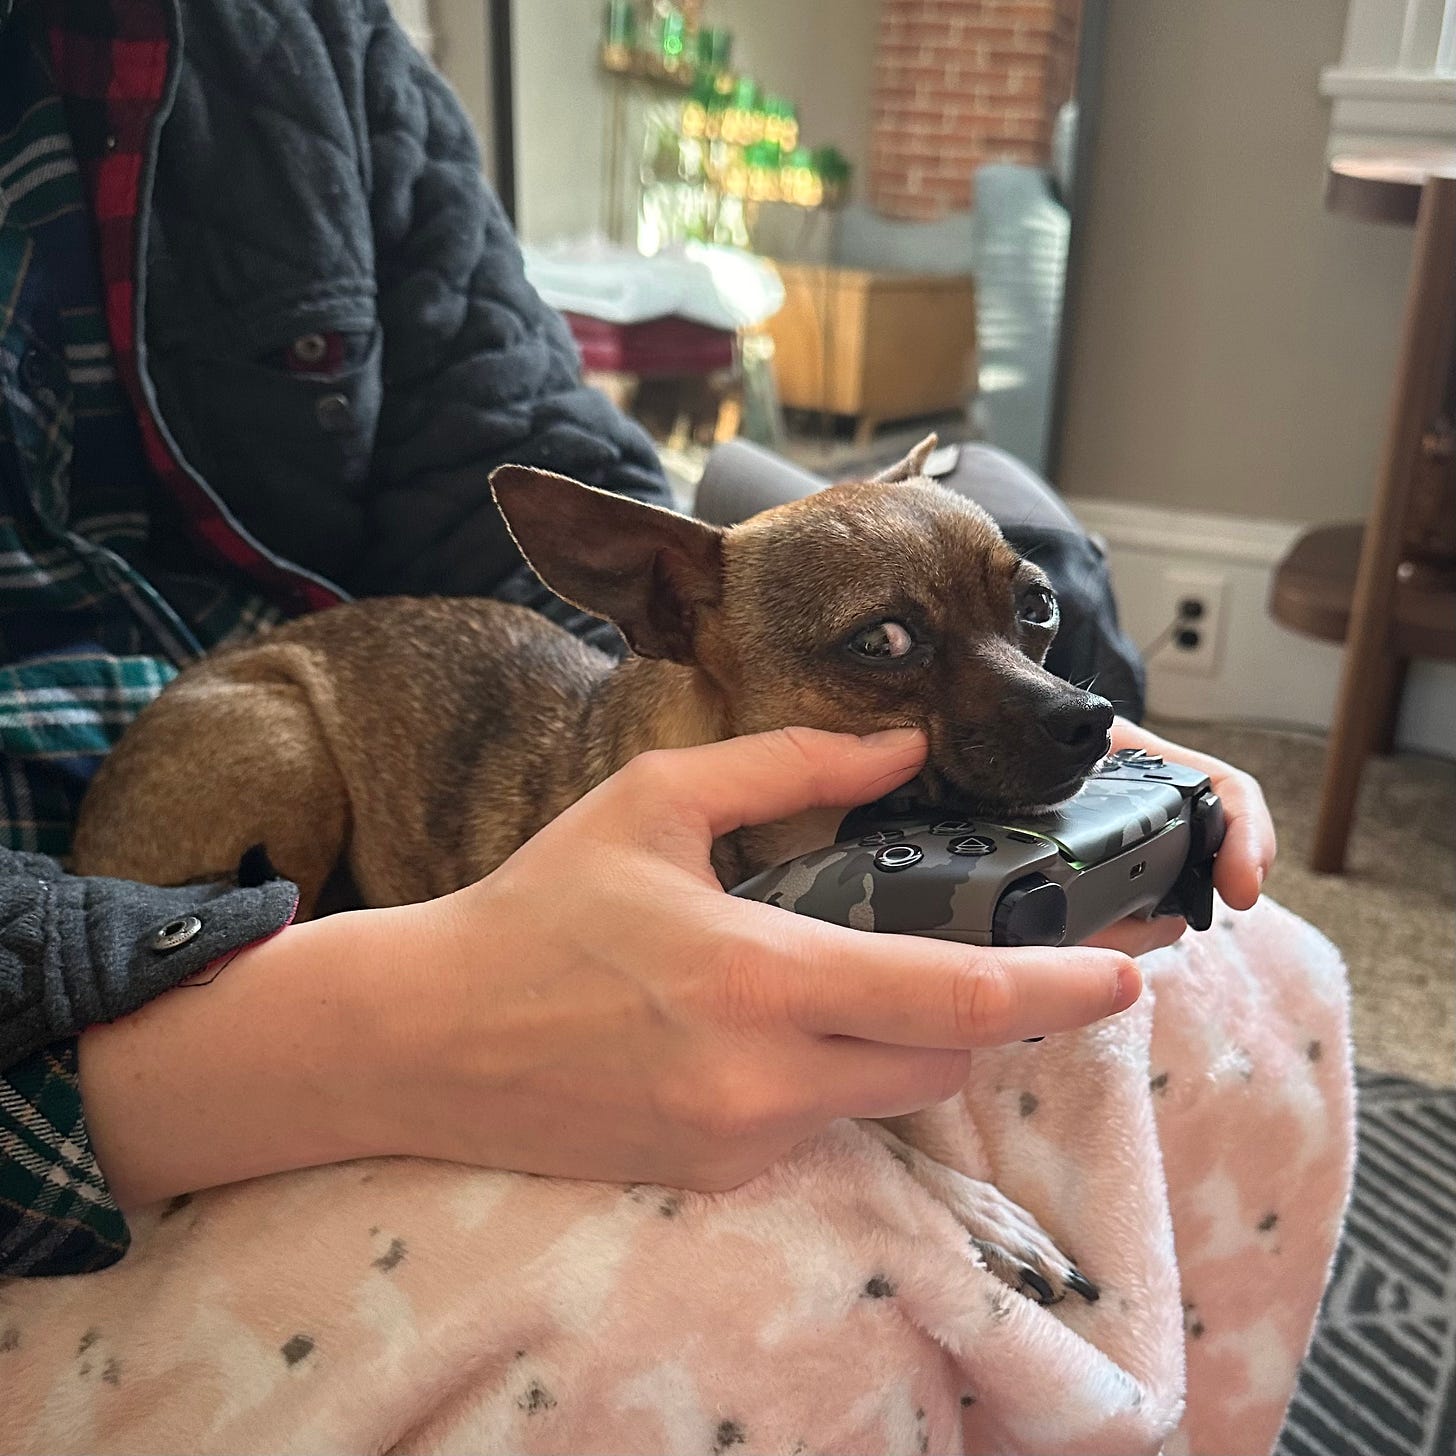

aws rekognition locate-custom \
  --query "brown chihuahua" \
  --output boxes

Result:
[74,433,1113,1304]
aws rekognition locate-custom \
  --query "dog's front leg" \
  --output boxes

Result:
[861,1113,1099,1306]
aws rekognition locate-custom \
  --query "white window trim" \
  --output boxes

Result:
[1321,0,1456,155]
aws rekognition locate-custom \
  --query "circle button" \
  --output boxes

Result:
[874,843,923,872]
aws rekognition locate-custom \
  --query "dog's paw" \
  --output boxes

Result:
[964,1207,1099,1307]
[865,1124,1098,1307]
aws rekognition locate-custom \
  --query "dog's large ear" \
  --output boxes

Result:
[490,465,724,664]
[869,433,938,484]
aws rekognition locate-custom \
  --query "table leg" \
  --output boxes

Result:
[1311,176,1456,872]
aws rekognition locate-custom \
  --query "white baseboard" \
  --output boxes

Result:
[1064,496,1456,761]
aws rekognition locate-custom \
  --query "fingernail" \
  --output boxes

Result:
[1112,962,1142,1012]
[1256,865,1266,890]
[858,727,924,750]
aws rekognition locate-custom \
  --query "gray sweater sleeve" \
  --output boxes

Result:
[347,2,674,602]
[0,848,299,1070]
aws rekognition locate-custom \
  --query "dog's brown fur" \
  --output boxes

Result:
[74,436,1108,914]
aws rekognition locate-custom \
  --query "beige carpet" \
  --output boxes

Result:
[1150,718,1456,1087]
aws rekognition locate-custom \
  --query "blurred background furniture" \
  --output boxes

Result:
[565,312,741,447]
[765,265,977,445]
[764,152,1074,467]
[523,238,787,450]
[1269,153,1456,873]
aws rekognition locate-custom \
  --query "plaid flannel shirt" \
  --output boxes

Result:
[1,0,296,1276]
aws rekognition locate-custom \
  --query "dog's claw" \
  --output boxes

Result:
[1019,1266,1058,1304]
[1066,1267,1100,1303]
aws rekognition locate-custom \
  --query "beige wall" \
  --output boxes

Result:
[1058,0,1415,522]
[510,0,880,245]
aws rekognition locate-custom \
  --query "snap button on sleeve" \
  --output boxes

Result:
[149,914,203,952]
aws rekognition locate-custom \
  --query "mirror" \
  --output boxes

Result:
[427,0,1105,485]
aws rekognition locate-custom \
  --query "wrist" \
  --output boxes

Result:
[324,896,460,1163]
[78,906,409,1206]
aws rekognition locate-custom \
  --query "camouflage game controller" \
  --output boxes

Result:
[731,748,1227,947]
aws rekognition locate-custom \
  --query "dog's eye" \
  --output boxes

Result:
[1018,586,1058,628]
[847,621,916,660]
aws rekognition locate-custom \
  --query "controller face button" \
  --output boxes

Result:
[948,834,997,856]
[992,875,1069,947]
[873,842,923,872]
[931,819,976,834]
[858,830,904,848]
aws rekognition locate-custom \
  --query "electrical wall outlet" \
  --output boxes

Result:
[1157,569,1227,677]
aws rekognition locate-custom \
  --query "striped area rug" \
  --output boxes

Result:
[1276,1072,1455,1456]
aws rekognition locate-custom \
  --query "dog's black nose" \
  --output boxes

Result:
[1036,695,1115,757]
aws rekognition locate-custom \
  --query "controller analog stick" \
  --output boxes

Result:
[992,875,1069,947]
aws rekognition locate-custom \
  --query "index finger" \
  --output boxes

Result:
[770,910,1141,1047]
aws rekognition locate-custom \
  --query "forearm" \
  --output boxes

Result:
[76,907,410,1209]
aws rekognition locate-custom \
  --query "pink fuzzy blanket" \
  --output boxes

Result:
[0,897,1352,1455]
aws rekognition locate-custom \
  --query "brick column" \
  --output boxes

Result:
[870,0,1082,220]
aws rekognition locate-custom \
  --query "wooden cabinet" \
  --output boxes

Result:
[765,263,978,444]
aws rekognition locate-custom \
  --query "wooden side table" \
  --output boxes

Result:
[1269,152,1456,872]
[765,263,978,446]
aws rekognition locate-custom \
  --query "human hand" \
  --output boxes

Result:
[1081,717,1277,958]
[376,727,1141,1192]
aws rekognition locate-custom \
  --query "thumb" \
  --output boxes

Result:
[640,726,927,839]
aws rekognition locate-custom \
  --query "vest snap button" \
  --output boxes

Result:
[150,914,202,952]
[315,392,352,432]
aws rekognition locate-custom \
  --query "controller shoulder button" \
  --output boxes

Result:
[1187,791,1227,863]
